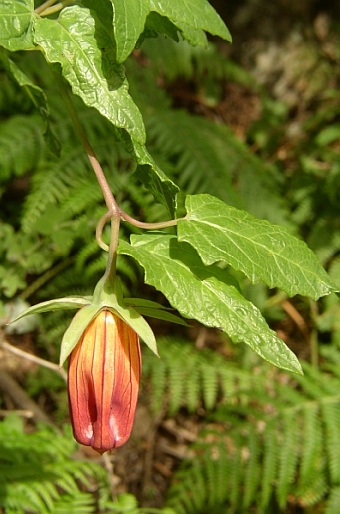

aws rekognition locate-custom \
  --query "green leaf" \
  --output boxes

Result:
[116,128,178,216]
[132,140,179,217]
[0,50,48,119]
[138,11,180,45]
[118,235,302,374]
[110,0,232,63]
[60,304,99,366]
[0,49,60,153]
[0,0,36,51]
[178,194,338,300]
[34,5,145,144]
[125,298,173,310]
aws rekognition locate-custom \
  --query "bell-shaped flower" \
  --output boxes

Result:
[68,309,141,453]
[8,275,189,452]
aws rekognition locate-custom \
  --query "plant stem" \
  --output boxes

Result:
[1,341,68,381]
[53,70,183,283]
[35,0,58,15]
[309,299,319,369]
[20,257,75,301]
[53,70,121,279]
[36,0,74,16]
[53,73,118,214]
[120,210,186,229]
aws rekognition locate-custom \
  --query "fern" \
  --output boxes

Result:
[142,337,259,414]
[160,348,340,513]
[0,115,44,184]
[325,487,340,514]
[276,410,300,509]
[0,415,110,514]
[141,37,255,88]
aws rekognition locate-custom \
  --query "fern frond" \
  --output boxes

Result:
[166,351,340,513]
[299,402,323,485]
[141,37,254,87]
[242,426,261,509]
[325,487,340,514]
[200,355,219,410]
[142,337,257,414]
[146,108,292,226]
[228,434,243,508]
[322,401,340,484]
[276,410,300,509]
[260,424,278,510]
[0,416,110,513]
[0,115,44,183]
[53,492,95,514]
[22,147,89,232]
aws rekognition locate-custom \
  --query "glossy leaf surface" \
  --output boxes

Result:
[110,0,232,62]
[178,194,337,300]
[119,235,303,374]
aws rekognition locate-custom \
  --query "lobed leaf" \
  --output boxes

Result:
[34,5,145,144]
[126,135,179,217]
[178,194,337,300]
[0,0,36,51]
[110,0,231,63]
[118,234,302,374]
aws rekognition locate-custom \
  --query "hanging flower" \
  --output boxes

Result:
[68,309,141,453]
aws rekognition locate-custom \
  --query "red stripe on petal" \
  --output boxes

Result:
[68,309,141,453]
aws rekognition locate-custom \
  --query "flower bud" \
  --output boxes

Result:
[68,309,141,453]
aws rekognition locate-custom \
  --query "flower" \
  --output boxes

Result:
[68,309,141,453]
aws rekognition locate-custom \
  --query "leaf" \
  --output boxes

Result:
[178,194,338,300]
[0,49,60,153]
[0,50,48,119]
[118,234,302,374]
[34,5,145,144]
[0,0,36,51]
[132,140,179,217]
[110,0,232,63]
[116,127,178,216]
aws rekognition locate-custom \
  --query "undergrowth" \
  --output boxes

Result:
[1,13,340,514]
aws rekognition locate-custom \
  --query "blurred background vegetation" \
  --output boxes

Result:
[1,0,340,512]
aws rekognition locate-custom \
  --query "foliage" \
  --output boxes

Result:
[1,0,340,513]
[0,0,337,375]
[147,341,340,514]
[0,414,176,513]
[0,414,109,513]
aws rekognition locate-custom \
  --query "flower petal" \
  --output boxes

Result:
[68,310,141,453]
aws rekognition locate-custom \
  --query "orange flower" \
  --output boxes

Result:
[68,309,141,453]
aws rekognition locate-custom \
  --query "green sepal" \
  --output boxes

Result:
[110,302,159,356]
[129,306,189,326]
[8,296,91,325]
[59,304,99,367]
[93,274,159,356]
[124,298,177,310]
[125,298,189,326]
